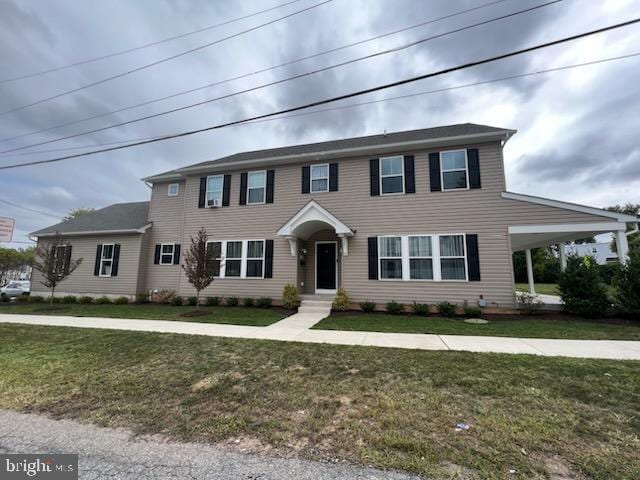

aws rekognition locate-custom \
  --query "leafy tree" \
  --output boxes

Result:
[513,247,560,283]
[558,255,610,318]
[613,249,640,319]
[0,246,34,285]
[32,234,83,304]
[181,227,217,308]
[64,207,95,221]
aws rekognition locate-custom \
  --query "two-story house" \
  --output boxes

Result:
[30,124,637,309]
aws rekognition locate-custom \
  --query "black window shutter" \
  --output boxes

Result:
[153,244,161,265]
[222,174,231,206]
[429,152,441,192]
[239,173,248,205]
[266,170,275,203]
[466,234,480,281]
[264,239,274,278]
[63,245,72,274]
[301,166,310,194]
[404,155,415,194]
[111,244,121,277]
[467,149,481,189]
[198,177,207,208]
[368,237,378,280]
[173,244,181,265]
[370,159,380,196]
[329,163,338,191]
[94,244,102,275]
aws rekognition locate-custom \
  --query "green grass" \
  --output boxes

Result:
[0,324,638,479]
[515,282,559,295]
[0,303,286,326]
[313,313,640,340]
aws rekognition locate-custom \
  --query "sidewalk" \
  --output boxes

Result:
[1,313,639,360]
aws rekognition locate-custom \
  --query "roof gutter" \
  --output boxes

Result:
[32,223,152,238]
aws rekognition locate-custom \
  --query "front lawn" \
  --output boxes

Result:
[0,303,287,326]
[515,282,559,295]
[313,312,640,340]
[0,324,638,479]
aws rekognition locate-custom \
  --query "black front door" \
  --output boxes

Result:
[316,243,337,291]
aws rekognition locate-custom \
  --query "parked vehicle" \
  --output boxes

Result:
[0,280,31,297]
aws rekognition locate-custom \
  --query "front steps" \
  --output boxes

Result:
[297,299,332,316]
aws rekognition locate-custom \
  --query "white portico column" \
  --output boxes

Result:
[615,230,630,264]
[558,243,567,272]
[525,249,535,295]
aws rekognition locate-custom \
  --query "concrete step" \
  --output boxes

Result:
[300,300,333,308]
[297,306,331,314]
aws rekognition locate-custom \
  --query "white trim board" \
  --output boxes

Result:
[508,222,625,234]
[33,224,152,237]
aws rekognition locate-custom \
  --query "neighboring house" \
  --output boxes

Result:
[563,242,618,265]
[30,124,638,309]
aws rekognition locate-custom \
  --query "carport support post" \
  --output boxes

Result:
[615,230,629,264]
[558,243,567,271]
[525,249,536,295]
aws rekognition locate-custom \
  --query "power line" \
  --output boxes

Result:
[0,0,333,116]
[0,0,511,144]
[0,17,638,171]
[0,0,563,154]
[0,198,64,219]
[0,0,305,84]
[2,51,638,160]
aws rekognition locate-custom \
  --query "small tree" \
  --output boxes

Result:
[558,255,610,318]
[181,227,217,308]
[613,249,640,319]
[32,234,82,304]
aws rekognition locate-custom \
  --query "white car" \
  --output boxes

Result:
[0,280,31,297]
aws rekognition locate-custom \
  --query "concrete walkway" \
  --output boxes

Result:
[1,313,639,360]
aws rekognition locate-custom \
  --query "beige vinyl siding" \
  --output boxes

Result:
[31,234,144,298]
[147,141,614,307]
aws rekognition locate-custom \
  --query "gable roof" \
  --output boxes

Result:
[31,202,150,237]
[143,123,515,182]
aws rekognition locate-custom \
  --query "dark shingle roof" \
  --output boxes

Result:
[31,202,149,236]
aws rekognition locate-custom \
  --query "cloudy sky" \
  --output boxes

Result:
[0,0,638,247]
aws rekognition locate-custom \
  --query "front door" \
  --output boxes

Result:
[316,242,337,293]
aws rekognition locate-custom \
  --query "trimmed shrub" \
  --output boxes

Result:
[170,296,184,306]
[437,301,457,317]
[256,297,273,308]
[463,306,482,318]
[78,296,93,304]
[28,295,45,303]
[599,262,620,285]
[0,293,9,303]
[613,249,640,318]
[16,295,29,302]
[47,296,61,304]
[187,296,198,306]
[282,284,299,309]
[558,255,610,318]
[95,296,112,305]
[150,289,176,304]
[61,295,77,304]
[205,296,220,306]
[226,296,239,307]
[359,300,376,313]
[135,293,149,304]
[386,300,404,315]
[243,297,254,307]
[114,296,129,305]
[332,288,349,311]
[411,301,430,316]
[516,291,542,315]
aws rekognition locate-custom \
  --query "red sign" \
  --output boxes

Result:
[0,217,15,242]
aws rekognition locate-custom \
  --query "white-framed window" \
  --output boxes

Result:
[53,245,68,274]
[99,244,114,277]
[379,236,403,280]
[409,236,433,280]
[311,164,329,193]
[160,244,175,265]
[439,235,467,280]
[380,156,404,195]
[206,175,224,206]
[167,183,179,196]
[225,241,243,277]
[209,241,222,277]
[440,150,468,191]
[246,240,265,278]
[247,171,266,204]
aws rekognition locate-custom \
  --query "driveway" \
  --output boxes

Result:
[0,410,421,480]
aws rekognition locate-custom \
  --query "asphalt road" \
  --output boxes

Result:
[0,410,423,479]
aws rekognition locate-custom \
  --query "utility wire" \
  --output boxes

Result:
[0,198,64,219]
[2,51,638,160]
[0,0,511,144]
[0,0,305,84]
[0,0,333,116]
[0,0,563,154]
[1,17,637,171]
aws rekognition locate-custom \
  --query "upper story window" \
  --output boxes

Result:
[311,164,329,193]
[167,183,179,196]
[99,244,114,276]
[160,244,175,265]
[439,235,467,280]
[440,150,468,190]
[225,241,243,277]
[247,171,266,204]
[379,236,403,280]
[380,156,404,195]
[409,236,433,280]
[206,175,224,207]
